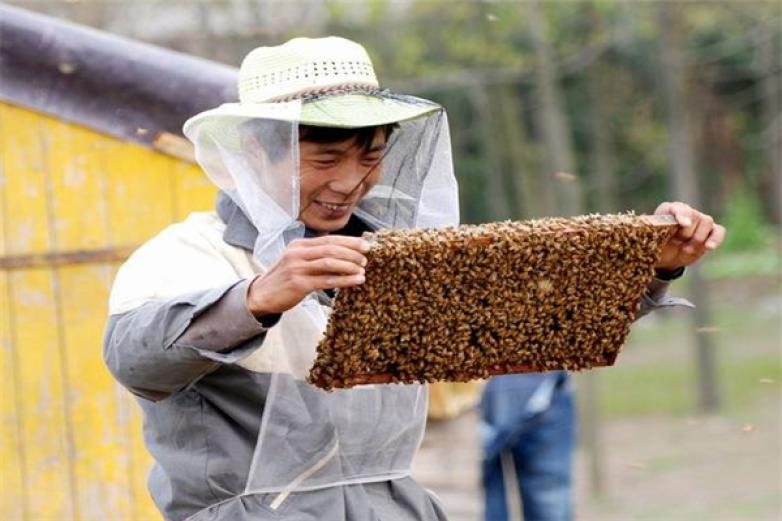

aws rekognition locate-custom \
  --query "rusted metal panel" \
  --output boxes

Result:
[0,3,237,157]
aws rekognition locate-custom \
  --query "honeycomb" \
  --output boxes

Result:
[309,213,677,390]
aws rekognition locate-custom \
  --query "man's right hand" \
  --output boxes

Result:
[246,235,370,317]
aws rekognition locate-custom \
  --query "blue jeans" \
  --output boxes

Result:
[479,372,575,521]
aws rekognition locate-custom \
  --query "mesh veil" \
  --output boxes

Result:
[182,92,459,496]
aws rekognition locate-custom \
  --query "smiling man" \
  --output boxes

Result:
[103,37,724,521]
[298,125,393,228]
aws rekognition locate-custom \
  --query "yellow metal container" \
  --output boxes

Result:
[0,101,216,520]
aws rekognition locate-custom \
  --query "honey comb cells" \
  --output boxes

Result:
[309,213,678,390]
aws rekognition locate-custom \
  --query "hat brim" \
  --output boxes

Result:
[184,94,441,140]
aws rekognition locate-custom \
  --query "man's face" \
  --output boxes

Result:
[298,128,387,233]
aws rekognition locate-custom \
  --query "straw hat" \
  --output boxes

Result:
[185,36,440,131]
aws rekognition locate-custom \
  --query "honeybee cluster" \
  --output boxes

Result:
[308,213,677,390]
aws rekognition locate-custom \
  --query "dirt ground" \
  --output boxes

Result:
[573,395,781,521]
[413,391,780,521]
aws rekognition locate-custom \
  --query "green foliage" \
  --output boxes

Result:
[597,305,781,418]
[703,246,780,279]
[719,185,773,252]
[597,353,780,418]
[320,0,780,225]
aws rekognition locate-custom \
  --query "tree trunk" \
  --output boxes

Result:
[658,0,720,414]
[569,3,613,500]
[698,88,743,215]
[525,0,583,217]
[527,0,607,501]
[758,6,782,225]
[495,85,553,219]
[587,69,619,214]
[469,85,513,221]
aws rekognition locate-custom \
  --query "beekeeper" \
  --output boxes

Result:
[103,37,725,521]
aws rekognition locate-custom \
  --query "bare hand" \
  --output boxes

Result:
[654,202,726,270]
[246,235,370,316]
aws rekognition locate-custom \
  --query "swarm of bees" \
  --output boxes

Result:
[308,213,677,390]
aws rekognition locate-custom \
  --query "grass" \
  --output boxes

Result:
[593,297,781,419]
[702,246,780,280]
[595,354,780,419]
[700,231,780,280]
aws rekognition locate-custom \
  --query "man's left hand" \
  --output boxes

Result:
[654,201,727,271]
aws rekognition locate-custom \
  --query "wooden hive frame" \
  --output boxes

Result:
[309,213,678,390]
